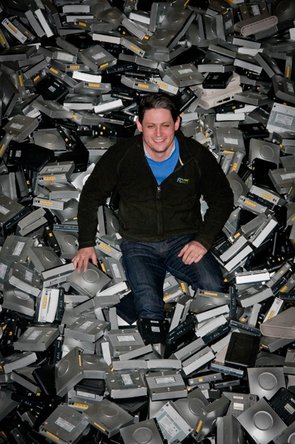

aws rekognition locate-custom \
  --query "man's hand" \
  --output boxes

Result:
[178,240,208,265]
[72,246,98,272]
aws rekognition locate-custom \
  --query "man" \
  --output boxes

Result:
[73,93,233,337]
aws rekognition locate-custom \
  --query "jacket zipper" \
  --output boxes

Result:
[156,185,163,235]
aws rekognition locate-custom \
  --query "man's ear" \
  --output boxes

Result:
[174,116,181,131]
[135,117,143,132]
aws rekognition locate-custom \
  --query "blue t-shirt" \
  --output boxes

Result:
[145,137,179,185]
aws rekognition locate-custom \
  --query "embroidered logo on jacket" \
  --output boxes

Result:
[177,177,190,184]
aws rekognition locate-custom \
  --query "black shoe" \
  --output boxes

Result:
[137,318,168,344]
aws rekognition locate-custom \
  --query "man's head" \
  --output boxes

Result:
[137,93,179,124]
[136,93,181,161]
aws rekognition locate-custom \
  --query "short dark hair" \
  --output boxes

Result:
[137,93,179,123]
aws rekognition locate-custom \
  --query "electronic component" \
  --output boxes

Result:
[237,398,286,444]
[260,307,295,339]
[120,419,163,444]
[191,289,230,314]
[196,72,242,110]
[39,403,89,443]
[106,329,145,357]
[83,398,133,437]
[145,371,187,401]
[225,332,260,369]
[55,347,84,397]
[247,367,286,400]
[156,401,192,443]
[105,369,147,399]
[193,397,231,442]
[68,263,111,297]
[14,326,59,352]
[65,317,109,343]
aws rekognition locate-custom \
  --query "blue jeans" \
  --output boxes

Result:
[121,235,224,320]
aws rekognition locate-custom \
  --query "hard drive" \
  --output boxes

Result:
[249,138,280,166]
[237,398,286,444]
[2,282,35,317]
[105,369,147,399]
[0,388,19,421]
[247,367,286,400]
[65,316,109,342]
[273,421,295,444]
[174,388,209,428]
[82,354,109,379]
[226,171,249,206]
[156,401,192,444]
[83,399,133,437]
[216,415,245,444]
[223,392,258,418]
[26,245,63,272]
[193,396,231,442]
[107,329,145,357]
[269,387,295,425]
[260,307,295,339]
[224,332,260,369]
[8,262,42,297]
[202,72,232,89]
[145,370,187,401]
[11,366,40,394]
[164,63,203,88]
[55,347,84,397]
[68,263,111,297]
[120,419,164,444]
[39,403,89,444]
[0,195,30,234]
[14,326,59,352]
[190,289,230,314]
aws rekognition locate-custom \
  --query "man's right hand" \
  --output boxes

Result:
[72,246,98,272]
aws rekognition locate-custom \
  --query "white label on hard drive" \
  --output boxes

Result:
[0,263,7,279]
[224,137,239,145]
[285,403,295,414]
[155,376,175,385]
[0,205,9,215]
[250,4,260,15]
[25,271,33,282]
[80,320,93,330]
[281,173,295,180]
[10,123,24,130]
[178,68,193,74]
[92,51,105,61]
[233,402,244,411]
[76,390,96,399]
[121,374,133,385]
[117,335,135,342]
[111,263,121,278]
[275,114,293,126]
[55,417,75,432]
[163,281,172,290]
[28,330,42,341]
[13,242,25,256]
[158,415,179,438]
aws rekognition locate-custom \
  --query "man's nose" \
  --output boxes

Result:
[155,126,162,136]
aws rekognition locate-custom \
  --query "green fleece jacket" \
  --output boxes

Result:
[78,132,234,249]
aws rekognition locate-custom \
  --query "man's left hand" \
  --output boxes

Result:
[178,240,208,265]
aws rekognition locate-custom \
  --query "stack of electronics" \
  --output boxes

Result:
[0,0,294,442]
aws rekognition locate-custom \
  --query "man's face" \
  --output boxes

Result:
[136,108,180,161]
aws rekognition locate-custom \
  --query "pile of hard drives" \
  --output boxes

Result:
[0,0,295,442]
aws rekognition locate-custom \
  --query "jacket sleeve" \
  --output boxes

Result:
[194,144,234,250]
[77,143,124,248]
